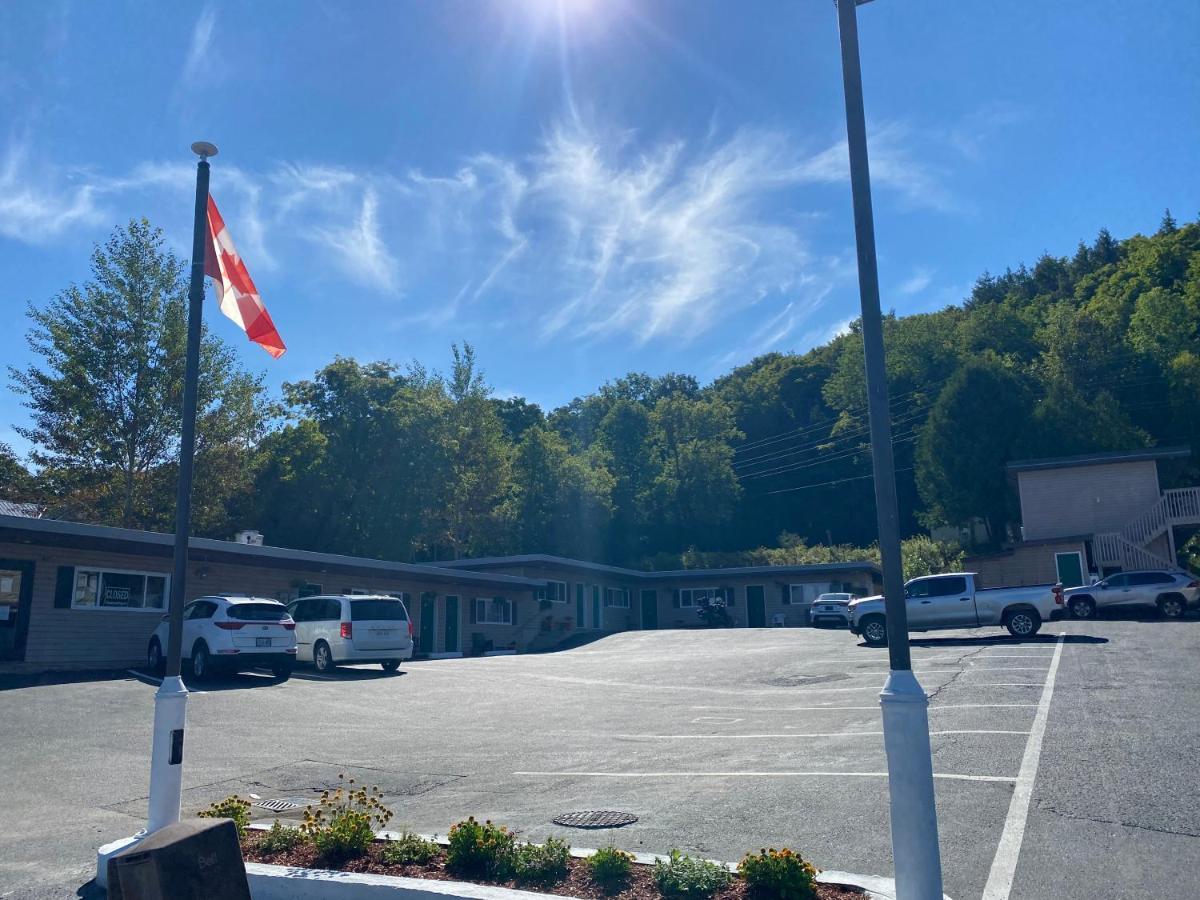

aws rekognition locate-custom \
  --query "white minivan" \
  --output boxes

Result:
[287,594,414,673]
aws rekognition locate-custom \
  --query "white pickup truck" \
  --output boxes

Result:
[848,572,1065,646]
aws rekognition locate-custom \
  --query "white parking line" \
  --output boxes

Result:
[982,633,1065,900]
[513,770,1016,783]
[614,730,1030,739]
[691,702,1039,711]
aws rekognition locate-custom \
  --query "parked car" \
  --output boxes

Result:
[848,572,1065,646]
[810,592,855,627]
[1061,570,1199,619]
[287,594,414,673]
[147,595,297,681]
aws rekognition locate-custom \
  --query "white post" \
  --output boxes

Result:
[147,675,189,830]
[880,670,944,900]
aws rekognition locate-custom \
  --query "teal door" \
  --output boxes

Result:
[575,583,585,629]
[592,585,602,629]
[420,593,436,655]
[640,589,658,630]
[444,595,459,653]
[1055,552,1084,588]
[746,585,766,628]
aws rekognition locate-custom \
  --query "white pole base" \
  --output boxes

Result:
[96,832,144,888]
[880,669,945,900]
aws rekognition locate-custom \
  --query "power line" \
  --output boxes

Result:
[733,406,932,470]
[758,467,916,497]
[738,431,922,481]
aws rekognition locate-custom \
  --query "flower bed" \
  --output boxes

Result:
[212,782,868,900]
[241,834,864,900]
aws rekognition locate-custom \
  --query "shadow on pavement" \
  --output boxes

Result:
[75,879,104,899]
[904,634,1110,648]
[0,668,135,692]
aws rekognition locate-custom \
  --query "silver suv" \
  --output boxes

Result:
[1063,571,1199,619]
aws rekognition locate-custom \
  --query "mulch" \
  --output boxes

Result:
[242,835,864,900]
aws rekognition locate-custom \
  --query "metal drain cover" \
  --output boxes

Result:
[553,810,638,829]
[254,798,301,812]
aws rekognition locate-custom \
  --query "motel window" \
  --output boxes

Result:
[604,587,631,608]
[72,567,169,611]
[787,583,832,606]
[678,587,718,608]
[475,597,512,625]
[538,580,567,603]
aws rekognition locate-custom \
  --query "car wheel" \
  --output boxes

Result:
[1006,609,1041,638]
[189,642,210,682]
[1069,597,1096,619]
[382,660,401,673]
[1158,594,1186,619]
[146,638,164,675]
[861,615,888,647]
[314,641,335,674]
[271,662,293,682]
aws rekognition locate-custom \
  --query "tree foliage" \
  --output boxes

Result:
[8,214,1199,566]
[10,220,267,532]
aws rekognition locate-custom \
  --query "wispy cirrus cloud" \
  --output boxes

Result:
[898,265,934,296]
[0,112,970,348]
[0,138,102,242]
[181,5,217,89]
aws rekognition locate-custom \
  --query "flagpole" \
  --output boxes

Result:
[146,140,217,833]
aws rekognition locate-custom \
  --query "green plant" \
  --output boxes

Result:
[446,817,516,880]
[258,820,307,854]
[380,830,442,866]
[653,850,732,900]
[515,837,571,885]
[587,846,635,893]
[300,775,394,863]
[738,848,818,900]
[198,795,251,838]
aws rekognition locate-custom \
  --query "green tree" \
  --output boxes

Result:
[915,356,1032,541]
[9,219,267,532]
[507,426,613,559]
[0,442,36,503]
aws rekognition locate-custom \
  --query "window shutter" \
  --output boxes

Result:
[672,589,680,608]
[505,597,514,626]
[469,599,477,624]
[54,566,75,608]
[781,584,790,605]
[723,587,735,606]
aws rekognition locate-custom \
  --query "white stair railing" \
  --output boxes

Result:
[1163,487,1200,523]
[1094,532,1177,571]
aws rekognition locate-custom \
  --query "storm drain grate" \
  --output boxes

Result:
[254,798,301,813]
[553,810,638,829]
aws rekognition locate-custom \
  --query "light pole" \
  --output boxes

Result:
[833,3,944,898]
[97,141,216,886]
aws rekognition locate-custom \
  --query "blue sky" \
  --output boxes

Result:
[2,0,1198,453]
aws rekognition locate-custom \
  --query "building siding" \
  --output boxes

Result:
[1018,461,1161,541]
[0,541,536,668]
[964,539,1089,587]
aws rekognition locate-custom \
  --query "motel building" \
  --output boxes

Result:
[0,511,881,672]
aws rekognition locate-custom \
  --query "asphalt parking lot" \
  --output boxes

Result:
[2,616,1198,900]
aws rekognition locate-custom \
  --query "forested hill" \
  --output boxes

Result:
[4,214,1198,569]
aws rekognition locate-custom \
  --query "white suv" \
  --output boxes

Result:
[287,594,414,673]
[810,592,855,627]
[147,596,298,682]
[1063,570,1200,619]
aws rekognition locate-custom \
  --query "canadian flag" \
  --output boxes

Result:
[204,195,286,358]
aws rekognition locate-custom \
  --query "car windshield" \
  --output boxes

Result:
[350,599,408,621]
[225,602,290,621]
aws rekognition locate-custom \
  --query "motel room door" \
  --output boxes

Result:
[640,589,658,630]
[0,559,35,662]
[444,596,460,653]
[746,585,767,628]
[419,593,437,655]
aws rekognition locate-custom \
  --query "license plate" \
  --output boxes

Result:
[371,628,392,636]
[256,637,271,647]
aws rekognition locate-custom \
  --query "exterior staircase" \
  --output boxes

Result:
[1094,487,1200,571]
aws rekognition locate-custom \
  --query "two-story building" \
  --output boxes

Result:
[964,446,1199,587]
